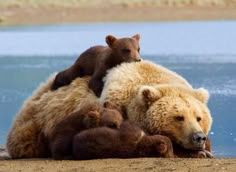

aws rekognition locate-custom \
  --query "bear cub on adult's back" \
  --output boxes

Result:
[51,34,141,97]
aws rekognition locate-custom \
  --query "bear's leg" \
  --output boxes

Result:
[37,132,51,158]
[51,70,75,90]
[88,79,104,97]
[51,133,75,160]
[51,66,84,91]
[154,136,175,158]
[88,66,107,97]
[137,135,175,158]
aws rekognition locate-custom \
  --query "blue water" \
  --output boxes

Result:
[0,21,236,157]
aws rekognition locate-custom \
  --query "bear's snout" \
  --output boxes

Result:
[134,55,142,62]
[192,132,207,149]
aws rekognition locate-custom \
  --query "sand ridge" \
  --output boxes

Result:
[0,0,236,25]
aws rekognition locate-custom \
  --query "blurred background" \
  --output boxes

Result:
[0,0,236,25]
[0,0,236,157]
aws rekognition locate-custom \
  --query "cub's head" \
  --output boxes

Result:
[82,102,123,129]
[99,101,123,129]
[105,34,141,62]
[136,85,212,151]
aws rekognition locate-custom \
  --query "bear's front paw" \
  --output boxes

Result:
[156,136,175,158]
[197,150,214,158]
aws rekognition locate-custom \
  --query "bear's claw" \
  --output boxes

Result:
[198,150,214,158]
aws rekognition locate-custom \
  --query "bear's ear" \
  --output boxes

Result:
[106,35,117,48]
[132,34,140,41]
[103,101,124,115]
[103,101,117,109]
[193,88,210,104]
[138,86,162,105]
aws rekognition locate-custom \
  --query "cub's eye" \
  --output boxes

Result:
[197,117,201,122]
[107,123,117,129]
[138,47,140,52]
[122,48,131,53]
[175,116,184,122]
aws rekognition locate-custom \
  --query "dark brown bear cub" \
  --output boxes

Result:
[73,121,174,160]
[49,101,123,160]
[51,34,141,97]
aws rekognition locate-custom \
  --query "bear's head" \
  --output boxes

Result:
[99,101,124,129]
[133,84,212,151]
[85,101,123,129]
[105,34,141,62]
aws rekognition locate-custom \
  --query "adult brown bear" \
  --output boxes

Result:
[7,61,213,158]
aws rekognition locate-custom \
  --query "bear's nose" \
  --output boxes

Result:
[192,132,206,145]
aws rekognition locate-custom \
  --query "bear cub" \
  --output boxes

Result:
[73,121,174,160]
[49,101,123,160]
[51,34,141,97]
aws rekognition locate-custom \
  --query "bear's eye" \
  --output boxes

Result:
[107,123,117,129]
[138,47,140,52]
[197,117,201,122]
[175,116,184,122]
[122,48,131,53]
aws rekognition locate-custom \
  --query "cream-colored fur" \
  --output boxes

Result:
[100,61,212,149]
[7,60,212,158]
[100,61,192,107]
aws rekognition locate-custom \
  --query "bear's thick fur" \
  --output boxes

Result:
[73,121,174,160]
[49,101,123,160]
[7,60,213,158]
[99,61,213,151]
[7,75,97,158]
[51,34,141,97]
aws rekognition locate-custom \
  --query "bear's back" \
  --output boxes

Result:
[100,60,192,106]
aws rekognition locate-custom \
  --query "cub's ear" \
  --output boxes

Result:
[132,34,140,41]
[106,35,117,48]
[103,101,117,109]
[193,88,210,104]
[138,86,162,105]
[103,101,124,115]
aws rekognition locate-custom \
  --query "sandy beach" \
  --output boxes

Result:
[1,0,236,171]
[0,158,236,172]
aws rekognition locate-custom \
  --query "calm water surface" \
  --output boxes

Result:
[0,21,236,157]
